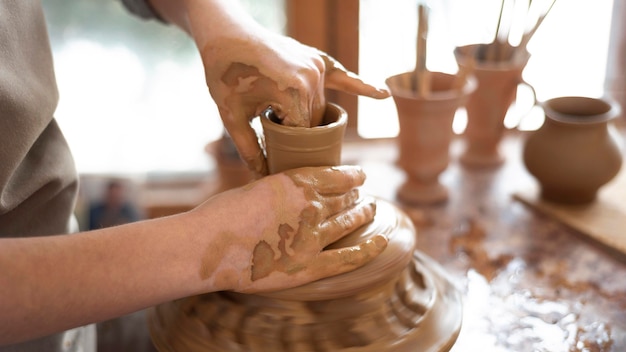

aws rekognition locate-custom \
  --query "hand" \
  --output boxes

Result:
[204,33,389,177]
[183,1,390,176]
[188,165,387,293]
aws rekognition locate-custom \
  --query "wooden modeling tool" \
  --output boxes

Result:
[412,3,430,97]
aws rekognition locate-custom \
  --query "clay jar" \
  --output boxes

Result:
[455,44,534,168]
[261,103,346,174]
[386,71,476,204]
[523,96,623,204]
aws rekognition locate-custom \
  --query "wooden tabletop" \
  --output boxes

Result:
[342,131,626,351]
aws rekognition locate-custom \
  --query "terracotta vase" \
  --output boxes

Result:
[455,43,535,168]
[386,71,476,204]
[523,96,623,204]
[148,104,463,351]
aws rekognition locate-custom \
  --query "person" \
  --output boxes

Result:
[0,0,391,350]
[88,180,142,230]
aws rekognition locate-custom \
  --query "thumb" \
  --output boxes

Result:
[219,106,268,178]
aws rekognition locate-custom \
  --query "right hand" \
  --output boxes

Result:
[185,2,389,177]
[188,165,387,293]
[200,31,389,177]
[150,0,390,176]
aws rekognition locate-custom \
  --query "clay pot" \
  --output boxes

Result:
[261,103,347,174]
[455,43,535,168]
[386,71,476,204]
[148,103,463,351]
[523,96,623,204]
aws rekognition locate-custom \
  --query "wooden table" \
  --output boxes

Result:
[134,130,625,351]
[342,131,626,351]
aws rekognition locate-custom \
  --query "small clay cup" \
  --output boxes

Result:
[523,96,623,204]
[386,71,476,204]
[260,103,347,174]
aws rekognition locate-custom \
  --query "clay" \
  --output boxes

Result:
[386,71,476,204]
[523,96,623,204]
[454,43,534,168]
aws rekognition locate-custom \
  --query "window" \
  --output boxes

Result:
[357,0,615,138]
[44,0,616,173]
[43,0,284,175]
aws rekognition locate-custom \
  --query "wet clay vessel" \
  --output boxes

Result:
[386,71,476,204]
[260,103,347,174]
[148,104,463,351]
[455,44,534,168]
[523,96,623,204]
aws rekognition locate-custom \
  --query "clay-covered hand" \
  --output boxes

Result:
[182,1,390,177]
[188,165,387,293]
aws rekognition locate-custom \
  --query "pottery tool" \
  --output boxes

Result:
[479,0,556,62]
[517,0,557,56]
[485,0,507,62]
[412,3,430,96]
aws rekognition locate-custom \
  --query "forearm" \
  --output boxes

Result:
[148,0,264,44]
[0,212,209,345]
[0,167,385,345]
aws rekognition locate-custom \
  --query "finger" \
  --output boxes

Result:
[319,52,390,99]
[306,234,388,280]
[220,108,268,177]
[319,197,376,247]
[314,166,366,195]
[309,94,326,129]
[276,79,321,129]
[325,70,391,99]
[317,189,360,218]
[292,165,366,195]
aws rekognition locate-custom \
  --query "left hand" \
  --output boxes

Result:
[186,165,387,293]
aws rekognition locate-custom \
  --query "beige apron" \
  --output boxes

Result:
[0,0,93,350]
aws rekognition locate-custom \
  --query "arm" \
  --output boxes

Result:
[147,0,390,177]
[0,166,386,345]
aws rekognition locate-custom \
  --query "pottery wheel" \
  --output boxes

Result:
[148,199,462,351]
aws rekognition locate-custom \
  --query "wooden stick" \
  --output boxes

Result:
[413,4,430,96]
[513,0,533,49]
[498,0,520,61]
[518,0,557,52]
[486,0,507,62]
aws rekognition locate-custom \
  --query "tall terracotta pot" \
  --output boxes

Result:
[523,96,623,204]
[455,44,534,168]
[148,103,463,351]
[386,71,476,204]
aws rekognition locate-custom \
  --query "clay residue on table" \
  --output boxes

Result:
[344,135,626,351]
[449,217,514,282]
